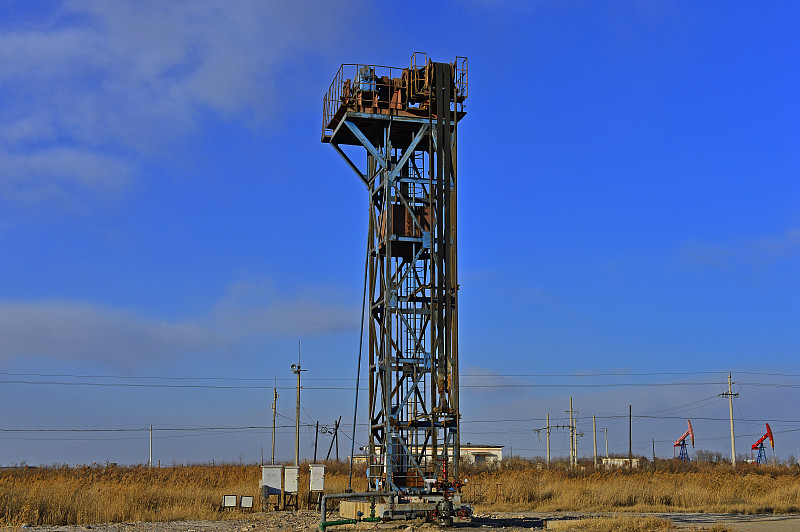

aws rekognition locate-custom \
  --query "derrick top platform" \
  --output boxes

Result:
[321,52,467,146]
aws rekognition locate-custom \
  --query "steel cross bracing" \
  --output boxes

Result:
[323,59,465,495]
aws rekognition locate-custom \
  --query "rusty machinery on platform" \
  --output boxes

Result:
[321,53,469,526]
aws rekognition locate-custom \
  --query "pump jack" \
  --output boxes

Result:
[751,423,774,465]
[673,420,695,462]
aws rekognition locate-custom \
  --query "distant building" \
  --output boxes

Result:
[602,457,639,469]
[460,444,503,465]
[350,444,504,466]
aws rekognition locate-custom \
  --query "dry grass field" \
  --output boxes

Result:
[1,460,798,526]
[546,515,734,532]
[461,460,800,514]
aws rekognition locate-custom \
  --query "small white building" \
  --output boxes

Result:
[460,444,503,465]
[350,444,504,466]
[601,457,639,469]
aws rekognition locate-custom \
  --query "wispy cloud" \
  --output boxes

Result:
[680,228,800,269]
[460,366,537,397]
[212,279,358,337]
[0,148,132,207]
[0,278,358,368]
[0,0,354,209]
[0,300,220,367]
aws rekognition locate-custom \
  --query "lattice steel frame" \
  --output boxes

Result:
[323,58,466,494]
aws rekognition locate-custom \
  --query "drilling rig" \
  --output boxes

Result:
[673,420,695,462]
[751,423,774,465]
[320,53,470,527]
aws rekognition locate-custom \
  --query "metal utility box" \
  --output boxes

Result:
[260,465,283,495]
[259,465,283,511]
[309,464,325,491]
[283,465,300,511]
[284,466,300,493]
[307,463,326,511]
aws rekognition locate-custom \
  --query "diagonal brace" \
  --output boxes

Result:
[344,121,387,169]
[388,124,428,182]
[331,143,368,187]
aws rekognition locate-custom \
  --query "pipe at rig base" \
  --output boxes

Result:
[319,492,395,532]
[319,517,381,532]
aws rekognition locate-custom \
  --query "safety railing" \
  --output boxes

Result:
[322,63,407,141]
[321,55,468,142]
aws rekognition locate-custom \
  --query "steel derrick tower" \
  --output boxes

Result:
[322,53,467,494]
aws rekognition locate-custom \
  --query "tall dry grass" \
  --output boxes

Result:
[0,461,369,526]
[0,464,254,526]
[548,515,676,532]
[547,515,735,532]
[460,461,800,514]
[1,461,798,526]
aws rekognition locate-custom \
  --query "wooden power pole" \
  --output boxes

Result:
[593,415,598,468]
[719,373,739,466]
[546,414,550,468]
[628,404,632,467]
[271,383,278,465]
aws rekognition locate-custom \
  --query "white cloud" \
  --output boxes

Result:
[680,228,800,269]
[212,279,358,337]
[0,148,132,206]
[0,300,220,367]
[0,279,358,368]
[0,0,355,208]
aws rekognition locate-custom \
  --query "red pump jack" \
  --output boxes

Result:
[673,420,695,462]
[751,423,774,465]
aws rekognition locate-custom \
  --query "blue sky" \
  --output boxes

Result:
[0,0,798,466]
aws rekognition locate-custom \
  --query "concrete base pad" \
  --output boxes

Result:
[339,495,471,522]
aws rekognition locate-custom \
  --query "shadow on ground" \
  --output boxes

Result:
[468,516,546,529]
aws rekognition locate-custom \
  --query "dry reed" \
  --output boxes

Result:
[461,463,800,514]
[547,515,736,532]
[1,461,797,526]
[548,515,676,532]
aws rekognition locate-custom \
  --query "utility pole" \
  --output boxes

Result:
[719,372,739,467]
[569,398,574,468]
[603,427,608,457]
[271,382,278,465]
[652,438,656,465]
[314,421,320,462]
[291,343,306,466]
[326,416,342,461]
[593,415,598,468]
[149,425,152,468]
[628,404,632,467]
[546,414,551,468]
[535,418,578,467]
[335,418,340,460]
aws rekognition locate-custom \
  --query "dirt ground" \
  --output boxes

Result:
[10,510,800,532]
[518,511,800,532]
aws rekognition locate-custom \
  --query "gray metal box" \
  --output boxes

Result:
[309,464,325,491]
[260,465,283,495]
[283,465,299,493]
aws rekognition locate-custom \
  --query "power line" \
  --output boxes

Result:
[3,379,797,390]
[2,370,799,383]
[460,371,800,378]
[0,371,352,382]
[0,425,290,433]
